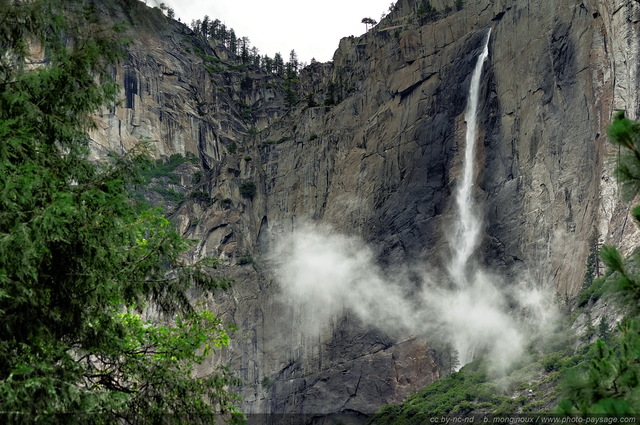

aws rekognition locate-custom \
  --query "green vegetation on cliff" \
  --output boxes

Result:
[370,331,587,422]
[0,1,242,422]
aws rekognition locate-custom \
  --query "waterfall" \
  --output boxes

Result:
[444,29,492,366]
[277,26,549,379]
[448,29,492,288]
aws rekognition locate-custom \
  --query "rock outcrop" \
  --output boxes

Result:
[90,0,640,418]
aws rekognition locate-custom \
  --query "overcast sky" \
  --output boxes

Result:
[155,0,394,64]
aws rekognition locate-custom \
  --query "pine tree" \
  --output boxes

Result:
[274,52,285,77]
[250,47,260,68]
[201,15,210,38]
[0,1,242,422]
[210,19,221,39]
[228,29,237,54]
[282,49,300,108]
[192,18,202,36]
[442,344,460,375]
[361,17,377,31]
[240,37,250,64]
[218,23,228,46]
[288,49,299,74]
[417,1,439,24]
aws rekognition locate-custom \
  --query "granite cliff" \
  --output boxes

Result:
[90,0,640,418]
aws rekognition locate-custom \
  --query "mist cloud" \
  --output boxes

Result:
[273,223,557,374]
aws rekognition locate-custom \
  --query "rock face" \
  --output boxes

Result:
[92,0,640,418]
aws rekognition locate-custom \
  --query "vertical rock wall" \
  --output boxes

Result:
[482,0,640,295]
[89,0,640,418]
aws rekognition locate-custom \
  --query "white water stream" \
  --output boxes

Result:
[445,29,493,365]
[448,29,492,289]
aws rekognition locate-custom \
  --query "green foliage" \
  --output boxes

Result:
[237,256,253,265]
[559,258,640,413]
[134,153,200,205]
[306,93,318,108]
[601,244,625,274]
[138,153,197,184]
[282,50,300,108]
[324,75,349,106]
[598,316,612,344]
[455,0,464,11]
[189,190,213,205]
[240,74,252,91]
[541,349,582,374]
[416,1,439,24]
[577,276,606,308]
[361,17,378,31]
[0,1,242,422]
[239,181,257,197]
[370,359,522,423]
[263,136,291,146]
[582,230,600,290]
[192,170,204,185]
[205,63,224,74]
[234,101,254,121]
[227,63,248,71]
[608,111,640,201]
[558,335,640,414]
[283,75,299,108]
[325,81,338,106]
[439,343,460,375]
[154,186,186,203]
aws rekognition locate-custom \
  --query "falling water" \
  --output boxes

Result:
[448,29,492,288]
[277,26,551,377]
[443,29,493,366]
